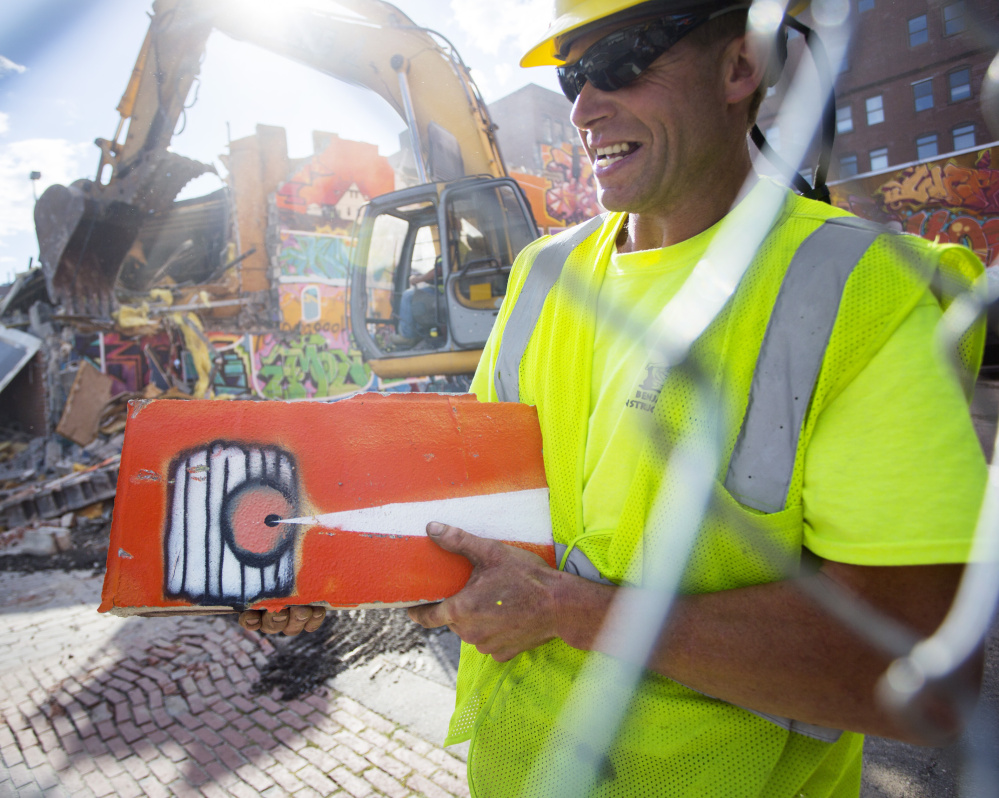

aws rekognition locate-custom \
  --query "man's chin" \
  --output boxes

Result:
[594,190,633,214]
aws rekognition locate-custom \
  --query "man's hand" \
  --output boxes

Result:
[238,606,326,636]
[407,522,561,661]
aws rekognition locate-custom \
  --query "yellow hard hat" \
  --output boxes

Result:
[520,0,806,67]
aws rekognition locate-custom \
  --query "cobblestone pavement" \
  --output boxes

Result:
[0,570,470,798]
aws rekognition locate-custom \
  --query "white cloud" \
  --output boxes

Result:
[0,138,93,240]
[0,112,8,135]
[449,0,552,57]
[0,55,28,78]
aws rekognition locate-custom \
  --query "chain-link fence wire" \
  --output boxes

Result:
[518,1,999,795]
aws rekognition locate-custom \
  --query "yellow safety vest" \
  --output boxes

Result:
[451,188,984,798]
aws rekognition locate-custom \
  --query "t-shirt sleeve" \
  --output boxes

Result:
[801,289,987,565]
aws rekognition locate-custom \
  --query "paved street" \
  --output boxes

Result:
[0,570,469,798]
[1,565,996,797]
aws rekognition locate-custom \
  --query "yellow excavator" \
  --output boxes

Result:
[34,0,539,379]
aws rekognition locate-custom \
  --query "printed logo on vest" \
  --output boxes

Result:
[626,363,668,412]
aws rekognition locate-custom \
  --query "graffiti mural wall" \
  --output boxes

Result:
[249,331,372,400]
[267,134,398,398]
[75,332,178,394]
[511,142,602,233]
[274,135,395,232]
[540,142,602,225]
[830,146,999,268]
[276,230,352,281]
[205,333,253,397]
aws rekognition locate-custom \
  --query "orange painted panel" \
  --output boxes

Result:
[100,394,553,616]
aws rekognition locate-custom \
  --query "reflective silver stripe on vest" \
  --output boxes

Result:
[554,543,616,585]
[494,215,607,402]
[724,216,885,512]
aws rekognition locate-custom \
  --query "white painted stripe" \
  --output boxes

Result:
[281,488,552,546]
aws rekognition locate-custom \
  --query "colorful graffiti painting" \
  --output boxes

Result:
[278,283,349,335]
[541,143,602,225]
[275,135,394,231]
[830,147,999,268]
[250,331,372,400]
[75,332,174,393]
[206,333,253,396]
[276,230,352,281]
[164,442,299,605]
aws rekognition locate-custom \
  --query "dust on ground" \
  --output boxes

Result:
[252,608,437,700]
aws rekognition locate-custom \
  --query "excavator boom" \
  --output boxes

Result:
[34,0,509,315]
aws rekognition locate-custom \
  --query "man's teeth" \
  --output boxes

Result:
[594,143,637,164]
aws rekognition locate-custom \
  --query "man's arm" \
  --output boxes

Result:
[407,522,981,745]
[409,269,436,287]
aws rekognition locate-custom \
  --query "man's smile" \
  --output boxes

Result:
[592,141,642,168]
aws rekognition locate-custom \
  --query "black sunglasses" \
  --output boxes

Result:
[555,12,711,102]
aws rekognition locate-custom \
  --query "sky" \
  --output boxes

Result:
[0,0,563,284]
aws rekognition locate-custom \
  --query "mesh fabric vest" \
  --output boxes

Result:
[451,189,983,798]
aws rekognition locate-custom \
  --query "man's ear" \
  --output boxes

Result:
[721,33,768,106]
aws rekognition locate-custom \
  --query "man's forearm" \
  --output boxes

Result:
[552,561,974,744]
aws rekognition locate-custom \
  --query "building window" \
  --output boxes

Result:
[913,79,934,112]
[836,105,854,133]
[866,95,884,125]
[839,154,859,178]
[858,0,874,11]
[908,15,928,47]
[953,124,976,150]
[943,2,966,36]
[916,134,939,160]
[542,117,553,145]
[870,147,889,171]
[949,68,972,101]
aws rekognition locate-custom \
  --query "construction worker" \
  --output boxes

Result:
[242,1,987,795]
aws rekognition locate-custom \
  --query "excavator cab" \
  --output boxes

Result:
[348,177,538,379]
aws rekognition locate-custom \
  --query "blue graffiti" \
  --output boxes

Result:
[278,234,351,280]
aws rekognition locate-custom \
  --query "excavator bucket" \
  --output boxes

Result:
[34,151,213,317]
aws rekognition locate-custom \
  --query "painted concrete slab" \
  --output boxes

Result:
[101,393,553,616]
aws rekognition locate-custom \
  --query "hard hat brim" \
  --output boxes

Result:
[519,0,762,68]
[520,0,654,67]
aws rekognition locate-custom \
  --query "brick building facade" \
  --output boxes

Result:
[758,0,997,181]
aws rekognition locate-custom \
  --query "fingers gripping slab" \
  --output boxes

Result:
[238,605,326,636]
[410,522,561,660]
[425,521,504,566]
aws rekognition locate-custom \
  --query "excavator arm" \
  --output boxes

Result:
[34,0,508,315]
[211,0,507,180]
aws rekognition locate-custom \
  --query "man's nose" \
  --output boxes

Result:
[570,78,612,132]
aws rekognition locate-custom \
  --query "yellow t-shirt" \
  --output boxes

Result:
[583,231,985,567]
